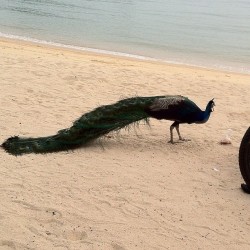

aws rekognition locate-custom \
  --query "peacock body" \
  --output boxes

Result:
[1,95,215,155]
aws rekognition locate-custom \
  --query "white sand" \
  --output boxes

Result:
[0,38,250,250]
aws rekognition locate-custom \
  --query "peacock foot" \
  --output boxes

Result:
[168,138,190,144]
[179,138,191,142]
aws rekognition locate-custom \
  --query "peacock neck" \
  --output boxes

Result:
[202,103,212,122]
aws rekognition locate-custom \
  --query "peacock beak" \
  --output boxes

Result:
[212,104,215,112]
[212,99,215,112]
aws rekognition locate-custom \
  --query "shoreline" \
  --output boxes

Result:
[0,33,249,76]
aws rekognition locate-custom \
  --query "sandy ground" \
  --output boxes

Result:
[0,38,250,250]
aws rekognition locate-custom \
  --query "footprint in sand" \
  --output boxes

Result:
[112,243,126,250]
[12,200,63,226]
[63,230,87,241]
[0,241,16,250]
[0,240,30,250]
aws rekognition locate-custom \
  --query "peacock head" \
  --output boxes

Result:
[208,98,215,112]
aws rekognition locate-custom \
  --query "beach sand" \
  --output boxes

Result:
[0,38,250,250]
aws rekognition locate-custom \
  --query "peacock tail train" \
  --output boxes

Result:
[2,95,173,155]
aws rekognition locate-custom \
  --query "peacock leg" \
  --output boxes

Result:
[168,122,176,143]
[176,124,190,142]
[175,123,183,140]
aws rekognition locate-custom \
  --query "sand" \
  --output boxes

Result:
[0,38,250,250]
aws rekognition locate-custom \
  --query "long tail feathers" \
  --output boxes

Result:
[1,96,159,155]
[1,135,72,155]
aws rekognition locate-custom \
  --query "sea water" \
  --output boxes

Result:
[0,0,249,73]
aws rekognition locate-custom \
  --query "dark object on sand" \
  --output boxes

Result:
[239,127,250,194]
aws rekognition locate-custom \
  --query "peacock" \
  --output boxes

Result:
[1,95,215,155]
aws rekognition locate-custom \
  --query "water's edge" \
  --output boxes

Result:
[0,32,249,75]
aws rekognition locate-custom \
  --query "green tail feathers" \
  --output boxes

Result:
[2,96,161,155]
